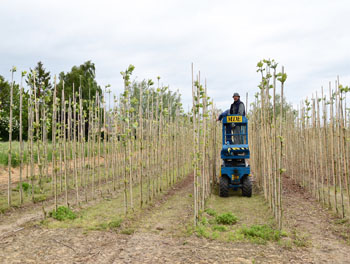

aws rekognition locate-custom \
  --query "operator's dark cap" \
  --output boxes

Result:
[233,93,240,97]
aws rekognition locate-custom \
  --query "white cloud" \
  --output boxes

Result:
[0,0,349,111]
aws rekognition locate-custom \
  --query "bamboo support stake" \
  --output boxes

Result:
[73,84,79,204]
[329,84,337,214]
[19,71,24,204]
[62,87,68,206]
[8,67,15,206]
[52,77,58,211]
[29,92,34,202]
[336,78,345,217]
[139,82,144,207]
[191,63,198,225]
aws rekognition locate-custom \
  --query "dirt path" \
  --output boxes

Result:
[282,175,350,263]
[104,174,302,263]
[1,174,350,263]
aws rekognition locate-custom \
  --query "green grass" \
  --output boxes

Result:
[237,225,284,244]
[0,141,53,167]
[0,141,110,167]
[212,225,228,232]
[121,228,135,235]
[95,218,123,230]
[215,212,238,225]
[0,151,143,213]
[321,186,350,218]
[193,188,310,247]
[193,188,288,244]
[0,175,88,213]
[330,217,350,243]
[205,188,275,227]
[0,175,54,213]
[195,225,212,239]
[49,206,77,221]
[195,215,285,244]
[39,166,192,233]
[204,208,217,217]
[14,182,43,195]
[1,158,192,216]
[41,185,130,230]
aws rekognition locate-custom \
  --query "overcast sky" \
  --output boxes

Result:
[1,0,350,111]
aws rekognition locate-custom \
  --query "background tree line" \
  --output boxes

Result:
[0,61,183,141]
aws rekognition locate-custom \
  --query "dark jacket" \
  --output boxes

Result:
[218,109,230,121]
[230,100,245,116]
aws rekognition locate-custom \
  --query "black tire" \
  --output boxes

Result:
[219,176,229,197]
[242,176,252,197]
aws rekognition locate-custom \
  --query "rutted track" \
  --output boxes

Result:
[1,173,350,263]
[282,175,350,263]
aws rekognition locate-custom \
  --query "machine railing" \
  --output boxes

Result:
[222,115,248,145]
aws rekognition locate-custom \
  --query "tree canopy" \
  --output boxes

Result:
[125,79,183,120]
[0,75,29,140]
[26,61,52,99]
[57,60,102,102]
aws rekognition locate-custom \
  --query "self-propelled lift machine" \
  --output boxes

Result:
[220,115,252,197]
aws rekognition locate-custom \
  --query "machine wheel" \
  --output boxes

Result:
[219,176,229,197]
[242,176,252,197]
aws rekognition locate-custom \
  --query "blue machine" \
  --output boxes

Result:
[219,115,252,197]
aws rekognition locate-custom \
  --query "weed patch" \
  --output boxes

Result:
[195,225,214,239]
[237,225,283,244]
[33,195,47,203]
[95,218,123,230]
[204,208,217,217]
[49,206,77,221]
[121,228,135,235]
[200,216,209,225]
[216,212,238,225]
[212,225,227,232]
[205,208,218,217]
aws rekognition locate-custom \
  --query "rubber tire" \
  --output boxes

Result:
[242,176,252,197]
[219,176,229,197]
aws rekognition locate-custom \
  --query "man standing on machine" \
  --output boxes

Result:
[230,93,245,144]
[216,93,246,120]
[216,92,246,144]
[230,93,245,116]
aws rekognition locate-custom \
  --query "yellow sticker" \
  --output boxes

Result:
[227,116,242,123]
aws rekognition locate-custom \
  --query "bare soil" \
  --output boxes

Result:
[0,173,350,263]
[282,175,350,263]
